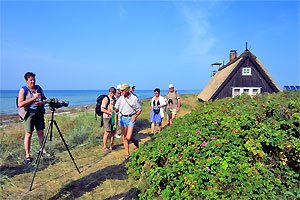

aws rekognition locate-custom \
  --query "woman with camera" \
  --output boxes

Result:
[17,72,48,164]
[150,88,166,134]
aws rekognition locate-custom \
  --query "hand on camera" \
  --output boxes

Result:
[33,93,43,104]
[33,93,41,100]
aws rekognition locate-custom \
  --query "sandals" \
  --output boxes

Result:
[103,146,114,152]
[43,153,54,159]
[123,155,130,161]
[103,147,109,153]
[24,157,33,165]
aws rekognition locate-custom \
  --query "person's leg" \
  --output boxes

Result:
[36,129,47,154]
[109,130,115,150]
[24,113,34,159]
[103,131,109,150]
[168,113,173,126]
[122,126,130,158]
[102,118,111,151]
[126,126,139,151]
[170,109,177,126]
[24,132,33,158]
[166,109,172,126]
[126,126,134,141]
[171,114,176,125]
[158,123,162,132]
[151,122,155,134]
[36,115,47,154]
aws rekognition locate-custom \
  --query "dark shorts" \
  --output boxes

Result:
[23,111,45,133]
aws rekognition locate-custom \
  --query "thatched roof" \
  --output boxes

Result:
[197,50,281,101]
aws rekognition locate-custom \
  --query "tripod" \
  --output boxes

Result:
[29,105,81,191]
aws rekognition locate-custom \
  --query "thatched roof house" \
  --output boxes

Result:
[198,49,281,101]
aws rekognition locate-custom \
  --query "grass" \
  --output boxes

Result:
[0,94,199,199]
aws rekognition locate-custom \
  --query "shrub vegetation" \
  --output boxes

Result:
[128,91,300,199]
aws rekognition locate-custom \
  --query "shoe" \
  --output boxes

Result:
[123,155,130,161]
[43,153,54,159]
[24,157,33,165]
[109,146,114,151]
[133,139,139,148]
[114,134,121,139]
[103,147,109,153]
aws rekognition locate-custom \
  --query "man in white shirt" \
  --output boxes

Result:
[115,83,142,160]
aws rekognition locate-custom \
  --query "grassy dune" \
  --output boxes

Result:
[0,94,199,199]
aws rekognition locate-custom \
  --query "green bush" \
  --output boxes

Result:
[48,111,103,151]
[128,91,300,199]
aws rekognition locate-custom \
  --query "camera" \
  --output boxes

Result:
[168,98,173,104]
[43,98,69,109]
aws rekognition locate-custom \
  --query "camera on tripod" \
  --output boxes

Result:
[29,97,80,191]
[43,98,69,109]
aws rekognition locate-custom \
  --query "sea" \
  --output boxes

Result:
[0,89,199,115]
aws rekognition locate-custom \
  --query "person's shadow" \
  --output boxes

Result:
[1,156,57,178]
[48,161,130,199]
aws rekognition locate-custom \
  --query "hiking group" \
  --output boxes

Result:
[17,72,181,163]
[95,83,180,160]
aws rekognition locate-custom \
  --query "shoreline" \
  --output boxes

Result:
[0,104,95,127]
[0,97,153,127]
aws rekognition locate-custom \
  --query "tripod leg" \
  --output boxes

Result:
[29,120,52,191]
[53,120,81,174]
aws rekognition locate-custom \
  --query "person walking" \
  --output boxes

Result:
[165,84,180,127]
[150,88,166,134]
[114,84,122,139]
[17,72,48,164]
[115,83,142,160]
[101,87,117,152]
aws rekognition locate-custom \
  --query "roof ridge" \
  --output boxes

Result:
[219,49,254,71]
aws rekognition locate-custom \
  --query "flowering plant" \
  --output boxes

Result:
[128,91,300,199]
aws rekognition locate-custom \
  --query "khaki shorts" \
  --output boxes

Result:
[167,108,177,115]
[23,112,45,133]
[103,118,113,132]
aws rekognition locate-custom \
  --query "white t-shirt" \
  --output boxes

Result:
[151,96,166,118]
[115,94,142,116]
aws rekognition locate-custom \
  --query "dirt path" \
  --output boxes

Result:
[2,121,167,199]
[1,95,197,199]
[2,132,151,199]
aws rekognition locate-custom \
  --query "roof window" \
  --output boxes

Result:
[242,67,252,76]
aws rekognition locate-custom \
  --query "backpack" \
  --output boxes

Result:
[16,86,29,108]
[16,85,44,120]
[166,90,181,107]
[95,95,110,126]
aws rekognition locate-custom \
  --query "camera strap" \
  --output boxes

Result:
[124,97,137,114]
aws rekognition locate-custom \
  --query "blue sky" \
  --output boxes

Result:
[1,0,299,90]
